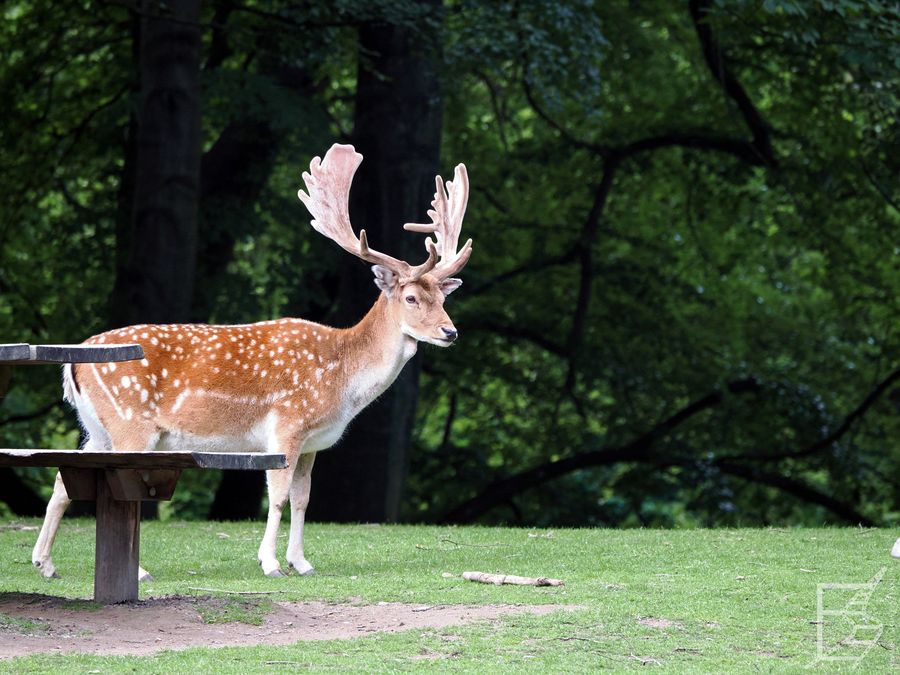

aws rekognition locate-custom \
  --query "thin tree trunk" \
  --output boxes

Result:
[202,64,318,520]
[307,3,443,523]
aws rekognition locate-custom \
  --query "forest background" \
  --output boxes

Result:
[1,0,897,530]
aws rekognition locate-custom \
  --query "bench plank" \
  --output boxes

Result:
[0,344,30,361]
[0,344,144,365]
[34,344,144,364]
[0,450,287,470]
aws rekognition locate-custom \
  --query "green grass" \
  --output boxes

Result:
[0,613,49,636]
[1,519,897,672]
[195,596,274,626]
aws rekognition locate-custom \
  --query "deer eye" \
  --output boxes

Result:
[405,295,417,304]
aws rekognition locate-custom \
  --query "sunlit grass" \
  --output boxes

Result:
[1,520,897,672]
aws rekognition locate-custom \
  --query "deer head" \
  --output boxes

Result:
[298,144,473,347]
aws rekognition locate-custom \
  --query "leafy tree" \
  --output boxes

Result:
[1,0,897,529]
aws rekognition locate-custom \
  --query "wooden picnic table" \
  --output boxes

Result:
[0,344,288,603]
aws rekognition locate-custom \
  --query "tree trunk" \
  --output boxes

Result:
[108,0,202,328]
[103,0,202,519]
[208,469,266,520]
[202,65,318,521]
[307,4,443,523]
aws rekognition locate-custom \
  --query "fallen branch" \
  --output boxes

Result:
[187,587,285,595]
[440,537,507,548]
[462,571,564,587]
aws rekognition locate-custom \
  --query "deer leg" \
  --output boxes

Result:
[286,451,317,576]
[258,443,298,577]
[258,465,292,577]
[32,471,71,578]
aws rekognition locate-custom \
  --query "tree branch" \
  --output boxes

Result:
[563,159,620,395]
[466,319,567,357]
[712,461,874,526]
[443,378,760,522]
[205,0,235,71]
[0,400,63,428]
[688,0,777,167]
[521,77,609,155]
[618,132,768,166]
[469,245,578,296]
[728,365,900,462]
[860,159,900,215]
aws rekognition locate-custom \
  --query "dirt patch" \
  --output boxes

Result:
[0,593,575,658]
[637,616,681,629]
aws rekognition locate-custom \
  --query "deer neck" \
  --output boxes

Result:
[338,293,417,409]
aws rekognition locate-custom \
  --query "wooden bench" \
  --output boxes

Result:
[0,450,285,603]
[0,343,287,603]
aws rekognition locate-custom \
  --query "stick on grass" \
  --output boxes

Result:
[462,571,564,587]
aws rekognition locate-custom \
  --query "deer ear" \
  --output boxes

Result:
[440,278,463,296]
[372,265,399,296]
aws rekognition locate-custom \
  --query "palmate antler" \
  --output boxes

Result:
[298,144,472,283]
[404,165,473,281]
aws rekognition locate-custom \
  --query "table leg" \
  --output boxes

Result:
[94,471,140,603]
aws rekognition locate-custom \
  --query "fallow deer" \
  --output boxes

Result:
[33,143,472,579]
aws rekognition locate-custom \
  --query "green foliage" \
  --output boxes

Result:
[409,0,899,526]
[0,1,897,526]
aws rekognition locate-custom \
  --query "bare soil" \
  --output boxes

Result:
[0,593,572,658]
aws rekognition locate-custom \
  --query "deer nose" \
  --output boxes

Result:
[441,326,458,341]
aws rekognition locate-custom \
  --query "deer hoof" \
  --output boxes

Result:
[289,561,316,576]
[34,559,59,579]
[259,557,285,577]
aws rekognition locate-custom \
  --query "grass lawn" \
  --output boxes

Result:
[1,519,897,672]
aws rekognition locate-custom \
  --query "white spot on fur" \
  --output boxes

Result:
[171,389,191,413]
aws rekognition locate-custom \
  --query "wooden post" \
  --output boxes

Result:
[94,471,140,603]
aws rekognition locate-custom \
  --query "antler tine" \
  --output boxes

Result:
[404,164,473,280]
[298,144,410,275]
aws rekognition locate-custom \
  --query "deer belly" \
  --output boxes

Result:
[303,415,352,453]
[155,428,268,454]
